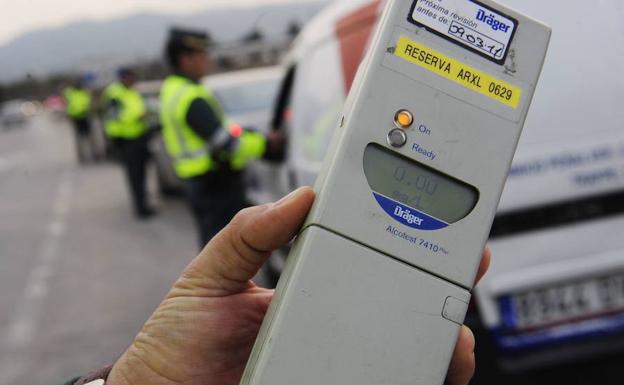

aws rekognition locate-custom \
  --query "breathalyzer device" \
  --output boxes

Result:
[242,0,550,384]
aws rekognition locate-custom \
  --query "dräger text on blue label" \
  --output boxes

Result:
[394,206,424,226]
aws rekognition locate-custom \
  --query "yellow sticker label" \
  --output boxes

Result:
[395,36,522,109]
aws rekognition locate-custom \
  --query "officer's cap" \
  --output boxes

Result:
[168,28,210,51]
[117,67,137,79]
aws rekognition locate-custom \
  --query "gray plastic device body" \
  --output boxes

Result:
[241,0,550,384]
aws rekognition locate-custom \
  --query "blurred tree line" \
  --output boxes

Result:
[0,21,302,104]
[0,74,73,103]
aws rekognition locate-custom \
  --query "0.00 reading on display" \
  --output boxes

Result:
[391,165,438,211]
[363,144,478,224]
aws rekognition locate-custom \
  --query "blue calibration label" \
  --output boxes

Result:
[373,192,449,230]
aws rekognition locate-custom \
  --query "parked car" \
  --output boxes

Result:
[203,66,282,133]
[260,0,624,376]
[203,66,283,205]
[146,66,283,198]
[1,100,28,130]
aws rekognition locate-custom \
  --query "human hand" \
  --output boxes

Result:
[107,187,489,385]
[446,246,491,385]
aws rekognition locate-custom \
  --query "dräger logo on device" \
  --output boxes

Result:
[476,9,511,33]
[394,206,424,226]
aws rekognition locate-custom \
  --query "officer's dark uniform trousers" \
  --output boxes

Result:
[183,167,247,247]
[114,137,150,216]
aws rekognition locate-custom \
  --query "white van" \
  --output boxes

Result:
[264,0,624,373]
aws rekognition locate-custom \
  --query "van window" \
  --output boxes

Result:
[271,66,297,132]
[290,39,345,170]
[214,79,280,115]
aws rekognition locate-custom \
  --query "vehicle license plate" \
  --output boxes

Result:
[503,272,624,330]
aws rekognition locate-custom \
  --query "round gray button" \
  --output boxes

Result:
[387,128,407,148]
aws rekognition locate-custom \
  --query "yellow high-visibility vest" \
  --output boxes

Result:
[159,74,266,179]
[64,87,91,119]
[102,82,147,139]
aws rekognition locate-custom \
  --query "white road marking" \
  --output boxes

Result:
[4,172,73,348]
[0,152,27,174]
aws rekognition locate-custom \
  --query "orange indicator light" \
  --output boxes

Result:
[394,109,414,128]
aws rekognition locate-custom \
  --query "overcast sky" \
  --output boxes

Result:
[0,0,311,45]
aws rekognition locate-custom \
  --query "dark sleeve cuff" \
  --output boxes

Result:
[73,364,114,385]
[60,377,81,385]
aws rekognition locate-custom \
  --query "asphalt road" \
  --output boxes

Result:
[0,114,201,385]
[0,114,620,385]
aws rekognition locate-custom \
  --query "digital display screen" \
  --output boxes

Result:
[363,144,478,223]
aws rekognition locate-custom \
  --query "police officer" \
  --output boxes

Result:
[103,68,156,219]
[63,78,93,163]
[160,28,271,246]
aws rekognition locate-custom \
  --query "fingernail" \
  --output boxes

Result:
[274,187,306,207]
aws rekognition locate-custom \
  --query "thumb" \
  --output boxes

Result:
[179,187,315,295]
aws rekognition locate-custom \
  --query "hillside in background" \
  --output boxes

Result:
[0,1,328,82]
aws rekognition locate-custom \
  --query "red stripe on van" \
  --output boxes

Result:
[335,0,381,93]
